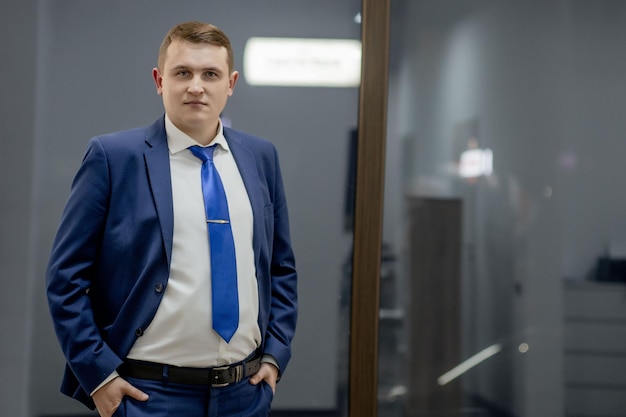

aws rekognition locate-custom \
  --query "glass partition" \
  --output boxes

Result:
[381,1,626,416]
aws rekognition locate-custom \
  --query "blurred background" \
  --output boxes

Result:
[2,1,626,417]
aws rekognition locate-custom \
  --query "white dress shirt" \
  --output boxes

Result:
[127,115,261,366]
[91,116,271,395]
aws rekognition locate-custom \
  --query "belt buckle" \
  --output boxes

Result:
[211,364,242,387]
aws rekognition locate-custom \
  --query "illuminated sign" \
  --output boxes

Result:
[243,37,362,87]
[459,148,493,178]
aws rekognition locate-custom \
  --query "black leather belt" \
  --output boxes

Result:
[119,354,261,387]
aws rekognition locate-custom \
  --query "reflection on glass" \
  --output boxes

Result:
[382,1,626,416]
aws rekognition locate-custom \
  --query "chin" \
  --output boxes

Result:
[182,116,217,131]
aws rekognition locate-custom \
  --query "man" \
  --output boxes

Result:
[46,21,297,417]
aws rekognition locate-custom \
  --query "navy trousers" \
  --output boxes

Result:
[112,375,274,417]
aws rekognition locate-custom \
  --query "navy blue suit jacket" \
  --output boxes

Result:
[46,117,298,408]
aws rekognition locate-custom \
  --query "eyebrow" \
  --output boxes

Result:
[170,65,223,73]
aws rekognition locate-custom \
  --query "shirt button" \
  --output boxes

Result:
[155,283,164,293]
[135,328,144,337]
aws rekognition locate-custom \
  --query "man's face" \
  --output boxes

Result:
[153,40,238,140]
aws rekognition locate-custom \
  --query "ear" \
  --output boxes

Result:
[227,71,239,96]
[152,67,164,95]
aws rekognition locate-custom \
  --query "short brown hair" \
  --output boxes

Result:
[158,21,234,72]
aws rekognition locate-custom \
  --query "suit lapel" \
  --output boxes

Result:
[141,121,263,270]
[224,129,264,265]
[143,118,174,266]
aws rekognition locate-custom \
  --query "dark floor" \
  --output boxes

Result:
[271,412,340,417]
[43,411,340,417]
[42,394,516,417]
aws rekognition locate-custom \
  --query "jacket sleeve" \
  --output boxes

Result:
[46,137,123,396]
[262,146,298,375]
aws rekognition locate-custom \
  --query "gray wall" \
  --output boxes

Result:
[559,1,626,280]
[1,1,361,415]
[0,1,37,417]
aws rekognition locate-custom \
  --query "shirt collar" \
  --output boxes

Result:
[165,114,230,155]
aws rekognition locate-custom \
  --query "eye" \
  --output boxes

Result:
[175,70,190,77]
[203,71,219,80]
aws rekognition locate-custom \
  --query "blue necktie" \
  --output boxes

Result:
[189,145,239,342]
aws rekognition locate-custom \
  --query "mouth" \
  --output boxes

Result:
[184,101,207,106]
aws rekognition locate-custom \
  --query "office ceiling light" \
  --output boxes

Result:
[243,37,361,87]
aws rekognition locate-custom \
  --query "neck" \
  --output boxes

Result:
[183,120,220,146]
[194,122,220,146]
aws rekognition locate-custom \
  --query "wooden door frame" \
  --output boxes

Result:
[349,0,391,416]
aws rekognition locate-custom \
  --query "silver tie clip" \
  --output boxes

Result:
[207,219,230,224]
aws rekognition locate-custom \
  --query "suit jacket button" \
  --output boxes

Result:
[155,283,164,293]
[135,328,144,337]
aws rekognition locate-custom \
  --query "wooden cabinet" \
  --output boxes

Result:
[406,197,463,417]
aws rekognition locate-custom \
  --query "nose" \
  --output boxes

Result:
[188,78,204,95]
